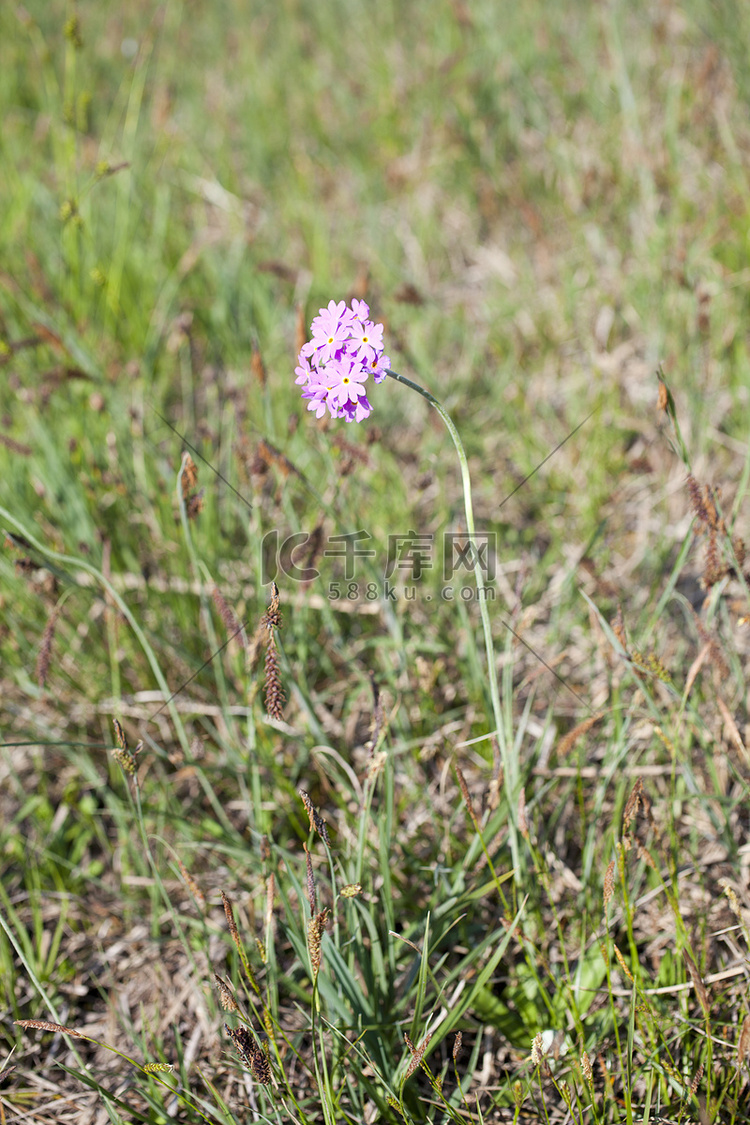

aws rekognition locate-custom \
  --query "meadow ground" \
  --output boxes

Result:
[2,1,750,1122]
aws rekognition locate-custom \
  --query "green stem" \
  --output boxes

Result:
[386,370,519,873]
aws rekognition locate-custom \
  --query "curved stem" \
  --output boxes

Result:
[386,371,519,872]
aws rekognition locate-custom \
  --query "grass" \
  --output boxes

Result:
[3,0,750,1121]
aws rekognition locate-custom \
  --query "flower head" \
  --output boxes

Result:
[296,300,389,422]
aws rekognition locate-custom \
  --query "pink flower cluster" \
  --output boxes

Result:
[296,299,390,422]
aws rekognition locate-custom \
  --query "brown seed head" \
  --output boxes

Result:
[298,790,332,847]
[264,633,285,721]
[225,1023,272,1086]
[737,1017,750,1068]
[304,844,317,913]
[177,855,205,906]
[16,1019,85,1038]
[613,944,633,983]
[36,606,60,688]
[691,1061,704,1093]
[251,342,266,388]
[404,1032,432,1079]
[212,586,243,643]
[215,974,239,1013]
[307,909,328,976]
[221,890,242,951]
[623,778,643,832]
[455,766,478,828]
[180,452,198,496]
[517,787,528,840]
[657,381,668,412]
[603,859,615,909]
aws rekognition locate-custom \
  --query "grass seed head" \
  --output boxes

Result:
[307,909,329,976]
[176,855,205,906]
[518,786,528,840]
[17,1019,85,1038]
[404,1032,432,1079]
[737,1017,750,1068]
[264,633,285,720]
[180,452,198,496]
[225,1023,272,1086]
[299,790,332,846]
[251,341,266,387]
[211,586,243,642]
[304,844,317,913]
[612,605,627,652]
[340,882,362,898]
[581,1051,593,1082]
[221,890,242,951]
[622,777,643,831]
[35,606,60,688]
[215,974,239,1013]
[682,949,710,1016]
[265,872,275,929]
[613,944,633,983]
[111,718,139,774]
[455,766,478,829]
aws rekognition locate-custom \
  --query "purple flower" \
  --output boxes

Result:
[296,299,388,422]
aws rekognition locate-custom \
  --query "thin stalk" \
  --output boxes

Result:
[386,370,519,871]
